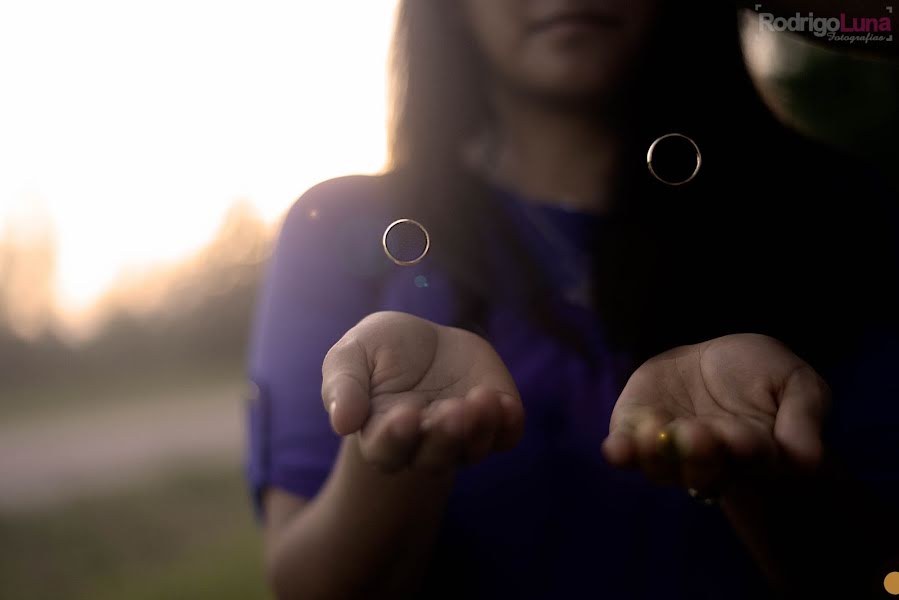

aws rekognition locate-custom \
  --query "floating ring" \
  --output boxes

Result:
[647,133,702,186]
[382,218,431,266]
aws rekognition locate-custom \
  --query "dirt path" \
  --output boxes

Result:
[0,381,246,512]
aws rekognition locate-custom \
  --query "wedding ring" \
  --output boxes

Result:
[382,218,430,266]
[647,133,702,186]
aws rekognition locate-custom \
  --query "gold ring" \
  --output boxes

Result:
[382,218,431,266]
[647,133,702,186]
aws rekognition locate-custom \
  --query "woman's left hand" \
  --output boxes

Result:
[601,334,830,497]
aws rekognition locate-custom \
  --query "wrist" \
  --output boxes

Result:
[335,435,456,504]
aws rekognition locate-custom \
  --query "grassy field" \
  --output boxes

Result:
[0,364,248,425]
[0,466,271,600]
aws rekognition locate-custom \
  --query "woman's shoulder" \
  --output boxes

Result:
[271,173,399,285]
[277,172,398,252]
[283,173,395,227]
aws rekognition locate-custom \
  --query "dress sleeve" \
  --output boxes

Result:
[244,176,391,517]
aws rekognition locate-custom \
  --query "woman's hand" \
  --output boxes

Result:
[322,311,524,473]
[602,334,830,497]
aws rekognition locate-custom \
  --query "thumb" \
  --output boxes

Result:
[773,364,830,469]
[321,338,371,435]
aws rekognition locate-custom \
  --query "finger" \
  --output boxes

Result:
[413,398,468,472]
[668,420,728,495]
[322,337,371,435]
[775,365,829,469]
[357,402,422,472]
[634,411,680,486]
[704,417,778,469]
[605,404,662,468]
[494,392,525,452]
[461,387,501,465]
[601,426,637,468]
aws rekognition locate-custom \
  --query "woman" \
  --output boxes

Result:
[247,1,899,598]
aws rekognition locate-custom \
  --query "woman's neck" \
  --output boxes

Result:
[486,88,623,215]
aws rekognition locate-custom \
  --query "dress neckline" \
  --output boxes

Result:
[488,181,612,223]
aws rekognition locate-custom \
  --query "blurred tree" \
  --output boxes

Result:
[0,200,276,411]
[0,205,57,339]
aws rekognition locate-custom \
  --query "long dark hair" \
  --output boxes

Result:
[385,0,898,367]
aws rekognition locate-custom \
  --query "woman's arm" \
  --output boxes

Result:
[263,437,455,599]
[247,177,449,599]
[261,310,524,599]
[247,173,524,598]
[602,334,898,596]
[719,331,899,595]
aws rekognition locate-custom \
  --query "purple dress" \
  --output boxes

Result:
[245,175,899,599]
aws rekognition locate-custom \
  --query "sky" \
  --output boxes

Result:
[0,0,397,318]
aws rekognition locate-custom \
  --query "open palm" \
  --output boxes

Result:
[322,311,523,472]
[602,334,830,495]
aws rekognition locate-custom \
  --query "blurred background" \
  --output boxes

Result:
[0,1,395,598]
[0,2,896,599]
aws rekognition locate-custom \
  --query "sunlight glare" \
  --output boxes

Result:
[0,0,398,321]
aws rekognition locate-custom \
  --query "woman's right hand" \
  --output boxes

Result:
[322,311,524,473]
